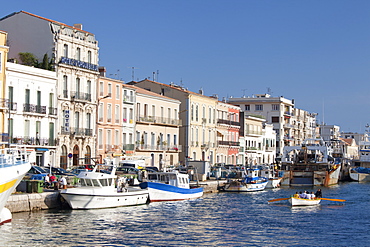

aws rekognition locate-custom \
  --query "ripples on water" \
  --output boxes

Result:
[2,182,370,246]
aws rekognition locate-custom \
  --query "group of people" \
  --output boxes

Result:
[294,189,322,200]
[44,174,67,190]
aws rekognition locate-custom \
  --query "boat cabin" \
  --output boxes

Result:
[147,171,190,189]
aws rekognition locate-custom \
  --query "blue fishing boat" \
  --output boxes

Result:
[139,171,203,202]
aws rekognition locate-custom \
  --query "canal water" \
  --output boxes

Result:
[2,182,370,246]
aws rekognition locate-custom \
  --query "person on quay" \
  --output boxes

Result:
[59,176,67,190]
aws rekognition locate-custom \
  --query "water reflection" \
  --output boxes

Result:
[3,183,370,246]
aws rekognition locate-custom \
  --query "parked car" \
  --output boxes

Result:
[71,168,89,175]
[144,166,159,172]
[25,166,49,180]
[41,167,76,177]
[116,166,140,176]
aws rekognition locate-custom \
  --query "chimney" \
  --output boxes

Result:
[98,66,106,77]
[73,24,83,30]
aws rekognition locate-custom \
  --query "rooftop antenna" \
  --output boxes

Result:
[157,70,159,82]
[267,87,273,95]
[128,67,139,81]
[242,89,247,97]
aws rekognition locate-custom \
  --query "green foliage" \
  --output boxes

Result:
[18,52,38,67]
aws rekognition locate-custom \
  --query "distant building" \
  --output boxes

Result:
[0,31,8,142]
[228,94,316,156]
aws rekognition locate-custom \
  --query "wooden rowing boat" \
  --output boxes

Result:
[289,197,321,206]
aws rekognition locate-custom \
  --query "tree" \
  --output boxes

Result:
[18,52,38,67]
[40,53,49,70]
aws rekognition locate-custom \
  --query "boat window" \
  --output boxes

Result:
[100,179,108,186]
[80,178,87,186]
[168,174,177,180]
[84,179,93,187]
[148,174,158,180]
[92,179,100,187]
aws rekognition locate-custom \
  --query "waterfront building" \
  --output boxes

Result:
[128,80,218,165]
[0,31,8,143]
[320,124,340,142]
[131,85,181,169]
[0,11,100,169]
[215,100,241,165]
[5,62,57,166]
[240,114,276,166]
[228,94,317,156]
[96,68,136,162]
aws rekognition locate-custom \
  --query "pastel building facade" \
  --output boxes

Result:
[96,74,136,162]
[5,62,57,166]
[128,80,218,165]
[0,11,100,169]
[133,86,181,169]
[0,31,8,141]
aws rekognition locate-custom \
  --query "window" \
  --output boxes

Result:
[115,130,119,146]
[245,105,250,111]
[108,84,112,97]
[255,105,263,111]
[196,105,199,121]
[87,80,91,95]
[99,81,104,96]
[123,107,127,122]
[191,105,194,121]
[116,85,120,99]
[98,103,103,121]
[76,78,80,94]
[24,120,30,137]
[75,112,80,129]
[63,44,68,57]
[63,75,68,98]
[271,117,279,123]
[272,104,279,111]
[98,129,103,147]
[88,51,92,63]
[76,47,81,60]
[115,105,120,123]
[0,52,2,72]
[107,104,112,122]
[86,113,91,129]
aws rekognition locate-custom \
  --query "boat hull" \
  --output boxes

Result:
[140,182,203,202]
[265,178,282,189]
[349,170,370,182]
[280,165,341,187]
[221,180,268,192]
[61,188,149,209]
[0,159,30,224]
[289,197,321,206]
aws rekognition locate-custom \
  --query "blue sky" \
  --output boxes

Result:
[1,1,370,133]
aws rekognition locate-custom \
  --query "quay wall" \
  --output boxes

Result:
[6,180,223,213]
[6,192,61,213]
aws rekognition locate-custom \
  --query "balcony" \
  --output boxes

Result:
[123,95,135,104]
[122,144,135,151]
[67,127,93,136]
[217,119,241,127]
[23,103,46,114]
[48,107,58,116]
[135,144,181,152]
[0,99,17,111]
[217,141,240,147]
[136,115,181,126]
[7,135,57,146]
[71,91,92,102]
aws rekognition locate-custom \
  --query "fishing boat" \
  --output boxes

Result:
[257,165,282,188]
[289,196,321,206]
[60,159,149,209]
[218,168,268,192]
[139,170,203,202]
[0,146,31,225]
[350,128,370,182]
[280,138,341,186]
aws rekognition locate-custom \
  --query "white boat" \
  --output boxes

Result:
[218,168,268,192]
[257,165,282,188]
[60,159,149,209]
[0,146,31,225]
[349,167,370,182]
[139,171,203,202]
[280,138,341,186]
[350,129,370,182]
[289,196,321,206]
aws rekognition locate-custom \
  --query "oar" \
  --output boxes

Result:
[268,198,290,203]
[320,198,346,202]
